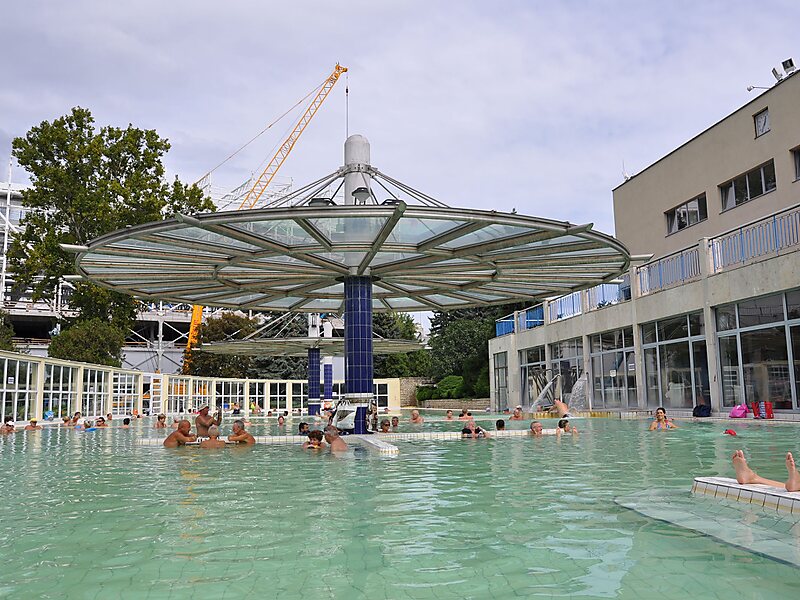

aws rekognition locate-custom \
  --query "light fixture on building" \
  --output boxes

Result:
[351,186,370,204]
[746,85,770,92]
[782,58,796,75]
[772,67,783,82]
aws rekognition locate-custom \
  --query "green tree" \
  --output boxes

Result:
[10,107,214,333]
[185,313,262,378]
[48,318,125,367]
[373,312,430,378]
[0,311,15,351]
[428,303,524,395]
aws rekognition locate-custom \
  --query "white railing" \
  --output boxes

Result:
[586,274,631,311]
[637,247,701,296]
[710,204,800,273]
[0,349,401,425]
[548,291,582,322]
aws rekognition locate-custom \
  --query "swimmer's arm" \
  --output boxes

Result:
[228,432,248,442]
[668,421,679,429]
[648,421,657,431]
[177,432,197,442]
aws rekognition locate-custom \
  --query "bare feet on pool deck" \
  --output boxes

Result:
[786,452,800,492]
[731,450,786,489]
[732,450,757,484]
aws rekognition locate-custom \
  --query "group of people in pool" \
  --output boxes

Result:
[1,411,134,433]
[162,405,255,448]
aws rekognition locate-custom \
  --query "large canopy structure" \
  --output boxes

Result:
[199,337,424,357]
[69,134,631,432]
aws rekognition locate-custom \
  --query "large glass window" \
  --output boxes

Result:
[720,160,776,211]
[550,338,584,406]
[666,193,707,235]
[589,328,635,409]
[641,312,707,409]
[716,290,800,410]
[520,346,547,407]
[493,352,509,411]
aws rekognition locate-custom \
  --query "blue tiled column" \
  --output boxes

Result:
[344,275,373,433]
[307,347,321,416]
[323,358,333,405]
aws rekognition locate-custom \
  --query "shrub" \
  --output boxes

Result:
[473,365,490,398]
[436,375,466,399]
[415,386,435,402]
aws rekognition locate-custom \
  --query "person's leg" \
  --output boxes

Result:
[731,450,785,488]
[785,452,800,492]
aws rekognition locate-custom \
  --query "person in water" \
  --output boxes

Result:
[24,418,43,431]
[649,407,679,430]
[154,414,167,429]
[529,421,543,437]
[391,416,400,431]
[195,405,221,437]
[163,420,197,447]
[199,425,227,449]
[510,406,524,421]
[95,416,109,428]
[379,419,391,433]
[302,430,326,450]
[71,412,82,425]
[228,419,255,444]
[550,399,571,418]
[556,419,578,437]
[323,425,348,452]
[277,415,286,427]
[445,410,454,420]
[410,410,424,424]
[121,418,131,428]
[461,420,489,438]
[298,422,310,435]
[495,419,506,431]
[732,450,800,492]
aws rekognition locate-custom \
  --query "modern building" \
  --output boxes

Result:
[489,66,800,416]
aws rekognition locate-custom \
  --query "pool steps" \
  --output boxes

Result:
[692,476,800,514]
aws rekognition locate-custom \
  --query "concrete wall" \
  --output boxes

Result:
[614,71,800,259]
[398,377,434,407]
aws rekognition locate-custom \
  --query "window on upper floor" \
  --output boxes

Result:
[754,108,770,137]
[719,160,776,211]
[666,193,707,235]
[793,147,800,181]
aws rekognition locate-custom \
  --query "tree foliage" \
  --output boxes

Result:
[10,107,214,334]
[427,303,524,397]
[373,312,430,379]
[0,311,15,352]
[184,313,262,378]
[48,318,125,367]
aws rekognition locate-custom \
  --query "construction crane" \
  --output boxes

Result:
[183,64,348,373]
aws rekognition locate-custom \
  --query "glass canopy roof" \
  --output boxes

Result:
[198,337,425,357]
[72,202,630,312]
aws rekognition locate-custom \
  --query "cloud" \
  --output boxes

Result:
[2,0,799,240]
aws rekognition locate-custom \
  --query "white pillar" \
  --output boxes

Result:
[343,134,371,206]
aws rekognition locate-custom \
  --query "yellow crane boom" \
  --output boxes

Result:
[183,64,347,373]
[239,63,348,210]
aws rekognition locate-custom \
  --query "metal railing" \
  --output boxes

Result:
[548,291,582,322]
[710,204,800,273]
[637,247,701,296]
[495,314,515,336]
[518,304,545,331]
[586,274,631,311]
[0,349,401,425]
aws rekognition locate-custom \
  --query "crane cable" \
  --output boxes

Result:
[195,75,329,184]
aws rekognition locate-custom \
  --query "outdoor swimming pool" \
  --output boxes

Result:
[1,415,798,599]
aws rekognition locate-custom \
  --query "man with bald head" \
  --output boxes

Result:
[195,404,221,437]
[163,420,197,447]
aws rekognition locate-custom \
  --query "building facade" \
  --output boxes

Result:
[489,69,800,415]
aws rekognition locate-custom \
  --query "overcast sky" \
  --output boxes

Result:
[2,0,798,237]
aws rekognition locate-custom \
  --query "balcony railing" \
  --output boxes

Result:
[495,314,515,336]
[586,274,631,311]
[548,291,582,322]
[637,247,701,296]
[710,204,800,273]
[517,304,544,331]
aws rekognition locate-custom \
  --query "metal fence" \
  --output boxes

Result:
[517,304,545,331]
[637,247,701,296]
[710,204,800,272]
[0,349,401,424]
[548,291,582,322]
[495,314,516,336]
[586,274,632,311]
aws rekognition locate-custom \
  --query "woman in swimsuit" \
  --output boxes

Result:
[649,407,679,430]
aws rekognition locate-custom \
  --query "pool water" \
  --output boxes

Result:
[1,416,799,599]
